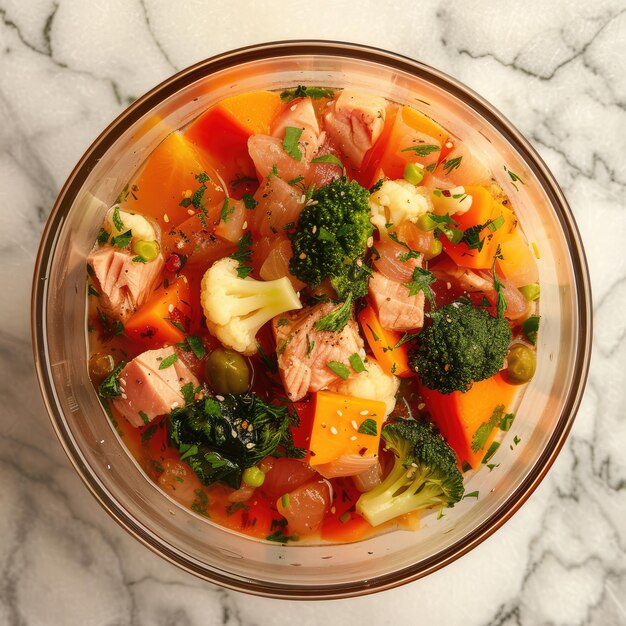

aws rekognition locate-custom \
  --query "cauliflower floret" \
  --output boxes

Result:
[369,179,432,232]
[330,360,400,416]
[201,258,302,355]
[104,206,158,243]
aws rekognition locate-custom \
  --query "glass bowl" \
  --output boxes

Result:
[31,41,592,599]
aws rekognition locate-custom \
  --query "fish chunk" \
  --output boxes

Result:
[113,347,199,427]
[273,303,364,401]
[88,246,164,321]
[272,97,321,160]
[324,90,386,167]
[368,271,425,332]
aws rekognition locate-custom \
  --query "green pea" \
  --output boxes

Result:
[506,344,536,384]
[416,213,438,232]
[205,348,250,395]
[424,237,443,260]
[133,240,160,262]
[242,466,265,487]
[403,162,424,185]
[519,283,540,301]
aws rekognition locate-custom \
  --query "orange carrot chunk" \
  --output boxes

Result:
[358,306,412,377]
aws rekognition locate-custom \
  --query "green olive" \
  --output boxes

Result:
[89,352,115,382]
[205,348,250,395]
[242,466,265,487]
[506,343,536,384]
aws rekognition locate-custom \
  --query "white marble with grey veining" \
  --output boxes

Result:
[1,1,625,624]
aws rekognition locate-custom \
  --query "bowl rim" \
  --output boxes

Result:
[31,39,592,599]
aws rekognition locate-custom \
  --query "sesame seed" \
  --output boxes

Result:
[312,225,317,234]
[176,241,184,249]
[366,236,374,248]
[168,304,174,313]
[183,189,192,198]
[446,282,452,290]
[350,435,357,441]
[299,252,306,259]
[163,214,170,223]
[330,426,339,435]
[171,401,179,408]
[445,141,453,149]
[331,506,336,514]
[359,409,369,415]
[351,420,358,430]
[300,194,307,204]
[356,258,363,267]
[231,429,237,438]
[187,209,195,216]
[121,393,127,400]
[336,410,343,417]
[216,395,225,401]
[246,442,256,449]
[215,185,224,192]
[290,104,297,111]
[418,403,425,410]
[242,221,248,230]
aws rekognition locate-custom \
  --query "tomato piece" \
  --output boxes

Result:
[320,477,373,543]
[277,480,331,536]
[124,276,191,349]
[260,457,318,500]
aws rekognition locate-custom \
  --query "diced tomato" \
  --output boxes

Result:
[320,477,373,543]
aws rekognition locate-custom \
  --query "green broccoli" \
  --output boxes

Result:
[410,301,512,394]
[289,177,373,299]
[356,418,464,526]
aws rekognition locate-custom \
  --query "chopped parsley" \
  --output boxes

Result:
[491,244,507,317]
[280,85,334,102]
[349,353,366,373]
[96,228,109,246]
[505,165,525,191]
[282,127,303,161]
[310,154,344,168]
[186,335,206,359]
[242,194,257,209]
[158,353,178,370]
[401,144,439,157]
[404,266,436,304]
[138,410,150,425]
[369,179,384,193]
[327,361,350,380]
[482,441,500,464]
[110,230,132,248]
[306,334,315,356]
[442,156,463,175]
[180,382,195,405]
[314,295,353,332]
[229,231,253,279]
[472,405,504,453]
[358,418,378,436]
[220,198,235,223]
[522,315,540,345]
[463,491,480,499]
[112,206,124,231]
[266,530,299,543]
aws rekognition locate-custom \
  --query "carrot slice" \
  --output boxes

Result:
[120,132,226,230]
[419,372,519,469]
[124,276,191,349]
[358,306,411,377]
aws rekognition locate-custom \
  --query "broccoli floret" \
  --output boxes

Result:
[410,301,512,394]
[201,258,302,355]
[289,177,373,299]
[356,418,464,526]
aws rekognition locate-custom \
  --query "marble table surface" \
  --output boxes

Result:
[1,0,625,624]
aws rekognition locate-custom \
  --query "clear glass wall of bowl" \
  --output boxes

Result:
[33,43,591,598]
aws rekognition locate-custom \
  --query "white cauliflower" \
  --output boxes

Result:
[369,179,432,232]
[104,206,158,243]
[430,185,473,216]
[330,360,400,416]
[201,258,302,355]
